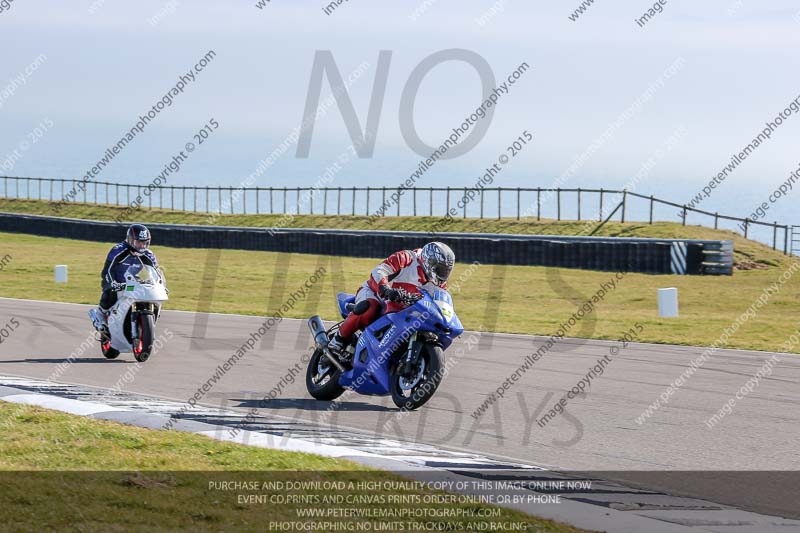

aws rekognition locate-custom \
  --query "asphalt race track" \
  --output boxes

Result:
[1,298,798,519]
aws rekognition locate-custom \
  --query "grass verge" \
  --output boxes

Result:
[0,231,798,353]
[0,401,588,532]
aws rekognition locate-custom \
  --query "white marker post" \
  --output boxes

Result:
[658,287,678,318]
[54,265,68,283]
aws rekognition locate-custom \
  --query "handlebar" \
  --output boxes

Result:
[393,287,423,307]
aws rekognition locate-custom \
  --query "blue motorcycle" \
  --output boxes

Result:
[306,287,464,410]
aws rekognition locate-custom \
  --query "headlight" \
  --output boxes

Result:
[434,300,455,322]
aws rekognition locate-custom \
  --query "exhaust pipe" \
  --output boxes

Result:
[308,316,329,348]
[307,316,345,372]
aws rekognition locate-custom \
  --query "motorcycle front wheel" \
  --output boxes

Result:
[390,344,443,410]
[305,348,345,401]
[132,314,155,363]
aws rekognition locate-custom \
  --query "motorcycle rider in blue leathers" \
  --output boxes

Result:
[90,224,159,334]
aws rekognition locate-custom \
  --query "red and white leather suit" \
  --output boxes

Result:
[338,248,447,339]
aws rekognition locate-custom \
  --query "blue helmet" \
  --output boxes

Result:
[125,224,151,253]
[421,242,455,285]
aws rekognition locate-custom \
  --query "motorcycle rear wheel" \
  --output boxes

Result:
[101,339,119,359]
[306,348,345,401]
[390,344,443,410]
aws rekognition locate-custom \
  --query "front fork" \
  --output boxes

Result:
[130,303,156,347]
[399,332,423,376]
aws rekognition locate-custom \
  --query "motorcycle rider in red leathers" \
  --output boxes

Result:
[327,242,455,355]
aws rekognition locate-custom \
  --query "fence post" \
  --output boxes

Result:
[599,188,604,221]
[269,187,274,214]
[682,205,687,226]
[649,195,654,224]
[773,222,778,250]
[283,187,287,214]
[463,187,467,218]
[323,188,327,215]
[256,188,260,214]
[352,187,356,216]
[182,187,185,211]
[50,179,53,202]
[337,187,341,215]
[785,226,790,255]
[480,189,485,219]
[297,188,301,215]
[446,187,450,215]
[243,188,247,215]
[413,187,417,216]
[744,218,749,238]
[577,188,581,221]
[230,187,234,214]
[171,186,174,210]
[309,187,313,215]
[39,178,42,200]
[382,187,387,217]
[714,212,719,229]
[537,187,541,221]
[396,187,401,216]
[148,186,152,209]
[621,190,627,223]
[84,182,87,203]
[497,187,501,220]
[516,187,520,220]
[557,188,561,221]
[429,187,433,216]
[365,186,370,215]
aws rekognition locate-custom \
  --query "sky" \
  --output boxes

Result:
[1,0,799,239]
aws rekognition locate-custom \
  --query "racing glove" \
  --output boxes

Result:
[379,284,402,302]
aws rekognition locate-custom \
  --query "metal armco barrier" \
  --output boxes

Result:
[0,212,734,275]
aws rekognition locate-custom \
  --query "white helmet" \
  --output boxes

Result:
[420,242,455,285]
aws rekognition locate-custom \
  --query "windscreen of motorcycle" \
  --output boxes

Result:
[431,288,455,323]
[125,265,162,285]
[123,265,168,301]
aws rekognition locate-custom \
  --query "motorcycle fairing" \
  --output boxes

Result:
[337,289,463,395]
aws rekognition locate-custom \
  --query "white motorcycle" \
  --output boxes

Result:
[89,264,168,362]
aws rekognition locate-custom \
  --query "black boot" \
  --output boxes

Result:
[327,334,347,355]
